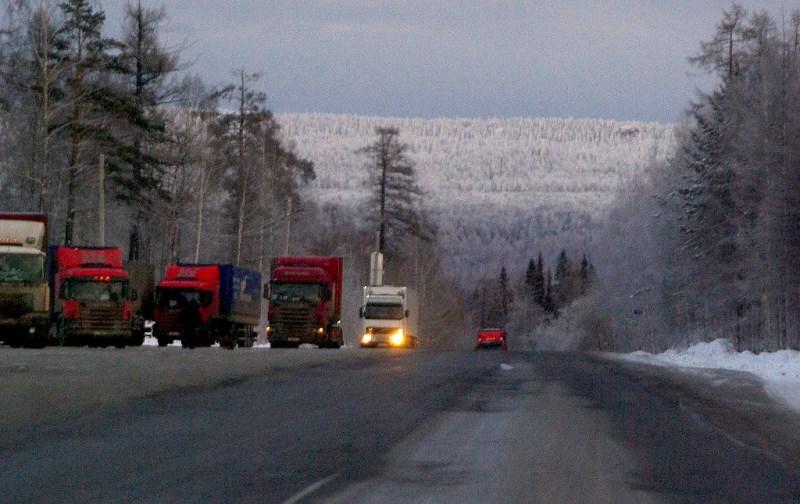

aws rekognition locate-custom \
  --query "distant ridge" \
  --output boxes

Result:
[278,113,676,284]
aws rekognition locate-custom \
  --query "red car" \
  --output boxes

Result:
[476,328,507,350]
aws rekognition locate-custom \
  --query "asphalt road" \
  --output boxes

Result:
[1,348,799,503]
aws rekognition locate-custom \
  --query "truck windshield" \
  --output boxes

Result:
[62,279,128,302]
[156,289,213,309]
[270,283,320,303]
[0,253,44,283]
[364,303,404,320]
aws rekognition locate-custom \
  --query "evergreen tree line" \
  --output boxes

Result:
[0,0,313,274]
[569,4,800,352]
[469,248,594,331]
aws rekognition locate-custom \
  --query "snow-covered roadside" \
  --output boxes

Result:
[611,339,800,413]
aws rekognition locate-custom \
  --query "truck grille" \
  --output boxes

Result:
[0,294,33,318]
[79,304,127,332]
[272,305,315,338]
[156,311,181,334]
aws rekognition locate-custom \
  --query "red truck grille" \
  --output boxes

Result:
[156,311,181,334]
[79,304,127,332]
[272,305,315,338]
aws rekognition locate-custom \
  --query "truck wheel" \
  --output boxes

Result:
[7,333,21,348]
[129,332,145,347]
[23,337,46,349]
[157,338,169,347]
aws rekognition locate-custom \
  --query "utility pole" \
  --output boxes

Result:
[284,196,292,255]
[98,154,105,246]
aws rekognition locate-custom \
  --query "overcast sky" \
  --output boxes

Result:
[101,0,790,123]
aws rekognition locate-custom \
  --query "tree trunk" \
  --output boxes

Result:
[193,155,206,263]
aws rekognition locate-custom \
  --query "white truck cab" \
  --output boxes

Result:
[359,285,418,348]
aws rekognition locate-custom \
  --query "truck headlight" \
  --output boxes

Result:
[361,333,372,344]
[390,330,404,347]
[265,325,272,334]
[316,327,325,335]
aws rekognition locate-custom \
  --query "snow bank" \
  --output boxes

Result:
[142,337,219,348]
[143,336,180,347]
[616,339,800,413]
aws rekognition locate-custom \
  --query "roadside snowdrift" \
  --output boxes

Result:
[614,339,800,413]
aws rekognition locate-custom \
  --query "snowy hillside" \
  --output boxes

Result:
[278,113,676,284]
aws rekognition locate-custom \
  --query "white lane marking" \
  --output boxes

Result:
[282,473,339,504]
[500,363,514,371]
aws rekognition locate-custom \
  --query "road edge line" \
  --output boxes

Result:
[282,473,339,504]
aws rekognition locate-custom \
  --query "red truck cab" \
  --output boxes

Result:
[476,328,507,350]
[266,256,343,348]
[49,246,135,346]
[154,265,217,347]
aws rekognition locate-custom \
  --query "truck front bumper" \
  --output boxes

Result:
[60,320,132,339]
[360,332,416,348]
[0,312,50,329]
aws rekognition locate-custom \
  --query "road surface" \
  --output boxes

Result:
[1,347,799,503]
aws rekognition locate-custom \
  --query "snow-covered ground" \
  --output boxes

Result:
[613,339,800,413]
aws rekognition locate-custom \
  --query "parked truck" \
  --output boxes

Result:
[48,246,140,347]
[153,263,261,349]
[0,214,50,347]
[266,256,343,348]
[359,285,419,348]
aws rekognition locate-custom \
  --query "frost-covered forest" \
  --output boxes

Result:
[552,4,800,354]
[280,113,675,285]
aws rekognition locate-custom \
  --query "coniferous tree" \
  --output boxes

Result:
[113,0,183,260]
[498,266,513,325]
[533,251,545,306]
[524,257,537,299]
[59,0,112,244]
[543,268,558,318]
[579,253,594,295]
[555,248,580,305]
[359,126,434,253]
[555,249,571,283]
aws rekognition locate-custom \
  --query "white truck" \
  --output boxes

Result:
[0,214,50,347]
[359,285,419,348]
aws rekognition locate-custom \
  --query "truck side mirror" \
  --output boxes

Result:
[359,307,364,319]
[321,286,332,301]
[263,283,270,300]
[405,309,410,318]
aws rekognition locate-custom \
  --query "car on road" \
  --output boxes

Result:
[475,328,507,350]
